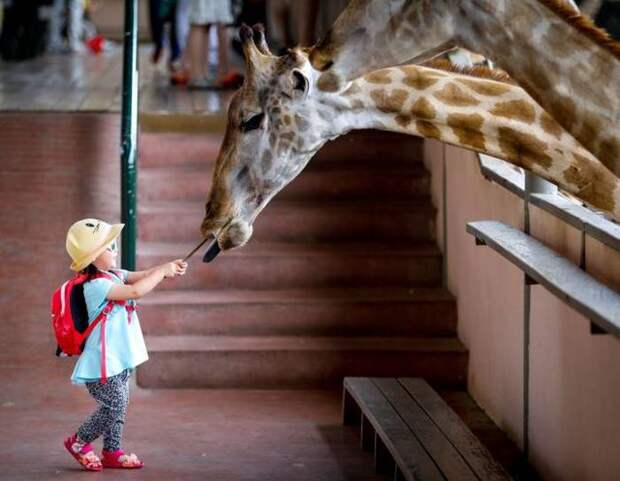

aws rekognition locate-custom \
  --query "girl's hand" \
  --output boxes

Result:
[161,259,188,278]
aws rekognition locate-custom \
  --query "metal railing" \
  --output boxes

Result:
[120,0,139,270]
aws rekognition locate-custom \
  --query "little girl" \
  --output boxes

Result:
[63,218,188,471]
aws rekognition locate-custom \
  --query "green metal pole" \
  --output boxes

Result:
[121,0,139,270]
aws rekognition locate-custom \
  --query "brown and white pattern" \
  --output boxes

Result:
[200,26,619,252]
[310,0,620,177]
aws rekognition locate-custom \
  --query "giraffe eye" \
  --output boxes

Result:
[241,113,265,133]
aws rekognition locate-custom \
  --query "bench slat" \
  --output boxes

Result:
[399,378,512,481]
[466,220,620,337]
[372,378,479,481]
[344,377,445,481]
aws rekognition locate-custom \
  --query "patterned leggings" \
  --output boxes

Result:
[77,369,131,451]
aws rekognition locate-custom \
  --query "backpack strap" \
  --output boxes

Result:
[79,302,114,384]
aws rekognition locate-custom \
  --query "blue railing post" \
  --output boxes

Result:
[121,0,139,270]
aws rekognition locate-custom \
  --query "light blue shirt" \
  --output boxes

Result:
[71,269,149,385]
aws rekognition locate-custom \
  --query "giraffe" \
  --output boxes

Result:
[200,26,619,251]
[309,0,620,177]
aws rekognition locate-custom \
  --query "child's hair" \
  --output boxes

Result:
[81,264,99,280]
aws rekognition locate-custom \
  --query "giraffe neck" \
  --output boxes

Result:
[312,64,619,218]
[310,0,620,176]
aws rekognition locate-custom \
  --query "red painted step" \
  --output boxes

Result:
[138,200,436,243]
[138,287,457,337]
[137,335,467,389]
[137,241,443,289]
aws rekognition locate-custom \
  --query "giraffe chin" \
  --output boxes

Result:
[217,220,253,251]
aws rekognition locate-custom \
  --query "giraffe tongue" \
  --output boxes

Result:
[202,239,221,263]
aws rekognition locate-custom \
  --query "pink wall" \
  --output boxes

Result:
[423,140,620,481]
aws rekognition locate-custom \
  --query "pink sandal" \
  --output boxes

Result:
[63,433,103,471]
[101,449,144,469]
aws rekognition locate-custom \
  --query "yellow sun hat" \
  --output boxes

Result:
[66,218,124,272]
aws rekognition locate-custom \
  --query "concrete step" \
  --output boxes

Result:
[137,241,443,289]
[139,287,457,337]
[137,335,467,389]
[139,129,424,169]
[138,163,430,202]
[138,200,436,243]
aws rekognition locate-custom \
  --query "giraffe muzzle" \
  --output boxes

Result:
[217,220,253,251]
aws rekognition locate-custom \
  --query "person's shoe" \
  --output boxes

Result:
[101,449,144,469]
[220,71,244,89]
[187,77,215,90]
[151,46,162,64]
[63,433,103,471]
[170,69,189,86]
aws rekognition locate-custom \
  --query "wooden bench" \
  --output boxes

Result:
[343,377,512,481]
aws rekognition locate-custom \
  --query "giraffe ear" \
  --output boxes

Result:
[285,69,309,100]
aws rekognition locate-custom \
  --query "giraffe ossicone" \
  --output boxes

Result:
[201,25,619,251]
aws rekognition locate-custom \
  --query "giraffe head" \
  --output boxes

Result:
[201,25,328,250]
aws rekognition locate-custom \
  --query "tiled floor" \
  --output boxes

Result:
[0,46,235,114]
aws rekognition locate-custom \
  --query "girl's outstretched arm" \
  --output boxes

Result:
[126,267,160,284]
[107,260,187,301]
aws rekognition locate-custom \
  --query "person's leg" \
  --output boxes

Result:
[76,372,130,446]
[102,370,131,452]
[168,7,181,64]
[215,23,229,85]
[201,23,212,79]
[187,24,207,81]
[68,0,85,52]
[149,0,165,62]
[48,0,65,51]
[297,0,319,46]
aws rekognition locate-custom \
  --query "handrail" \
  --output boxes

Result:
[120,0,139,270]
[467,220,620,338]
[478,154,620,252]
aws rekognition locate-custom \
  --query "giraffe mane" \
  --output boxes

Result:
[421,58,516,85]
[538,0,620,59]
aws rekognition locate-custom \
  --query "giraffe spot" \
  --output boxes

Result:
[370,88,409,114]
[283,115,292,126]
[539,112,564,140]
[366,70,392,84]
[564,153,615,212]
[281,131,295,142]
[400,66,440,90]
[597,138,620,176]
[447,113,486,150]
[490,100,536,124]
[350,99,365,109]
[410,97,436,120]
[343,83,362,96]
[528,60,553,92]
[497,127,553,170]
[416,120,441,140]
[433,83,480,107]
[269,132,277,147]
[543,22,573,58]
[294,114,310,132]
[317,72,341,92]
[395,115,412,128]
[458,78,512,97]
[554,98,577,134]
[261,151,273,172]
[577,115,603,152]
[277,142,290,156]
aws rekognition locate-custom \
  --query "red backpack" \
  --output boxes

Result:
[51,270,136,383]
